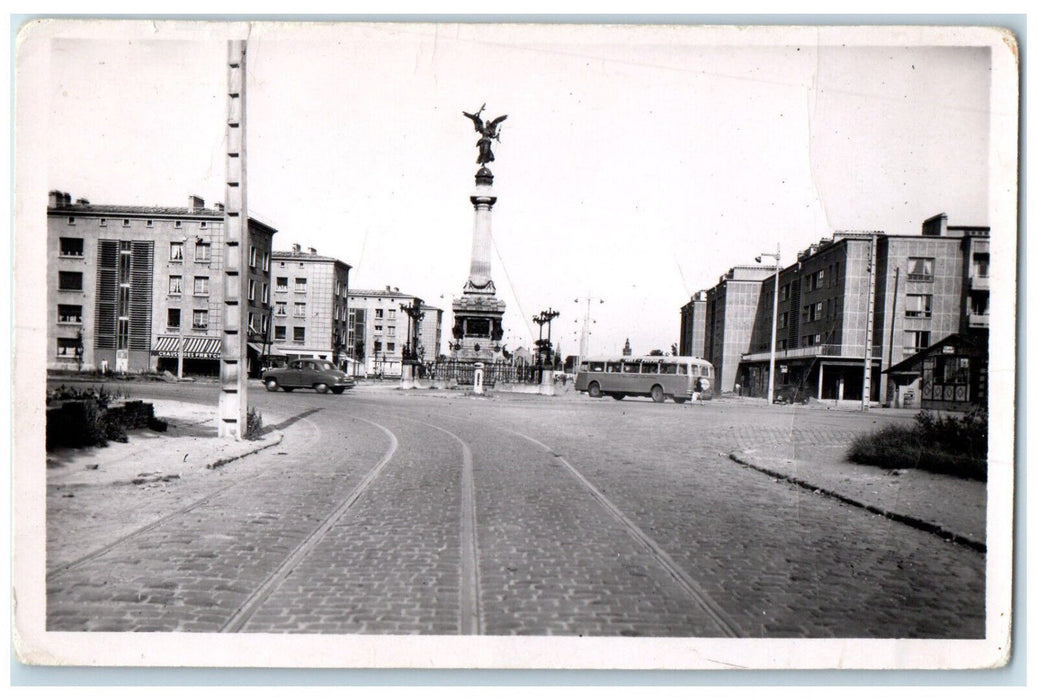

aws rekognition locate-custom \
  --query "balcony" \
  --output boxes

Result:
[968,311,990,328]
[741,344,882,362]
[970,274,990,291]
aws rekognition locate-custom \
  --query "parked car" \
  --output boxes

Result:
[262,359,355,394]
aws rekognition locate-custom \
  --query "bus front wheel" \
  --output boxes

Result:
[588,382,602,398]
[651,385,666,403]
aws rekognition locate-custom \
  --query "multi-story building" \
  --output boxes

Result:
[678,290,708,359]
[347,287,442,377]
[700,265,773,393]
[48,191,276,376]
[268,245,352,368]
[685,213,990,404]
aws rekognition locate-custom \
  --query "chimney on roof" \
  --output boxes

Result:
[48,191,64,208]
[63,192,72,206]
[75,198,90,205]
[292,243,301,254]
[307,247,317,255]
[188,195,205,213]
[214,202,224,212]
[385,285,391,292]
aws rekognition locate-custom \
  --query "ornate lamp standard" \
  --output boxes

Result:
[755,245,781,405]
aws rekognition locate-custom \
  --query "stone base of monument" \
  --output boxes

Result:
[399,363,415,389]
[539,370,556,396]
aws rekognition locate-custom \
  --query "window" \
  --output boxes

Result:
[605,361,622,373]
[388,325,396,337]
[907,257,934,282]
[262,252,270,272]
[294,327,306,343]
[59,237,84,256]
[195,241,211,262]
[58,271,83,291]
[970,291,989,316]
[193,276,210,296]
[175,220,182,229]
[249,246,258,268]
[275,325,286,340]
[778,339,788,350]
[146,219,154,228]
[973,253,990,278]
[192,309,209,329]
[248,312,256,332]
[67,216,76,225]
[780,284,790,301]
[275,301,287,316]
[169,275,183,294]
[100,218,107,227]
[58,304,82,323]
[388,309,397,320]
[904,330,931,353]
[386,342,395,353]
[779,311,789,329]
[122,218,130,227]
[262,283,269,304]
[56,337,80,358]
[641,361,659,374]
[295,278,307,293]
[170,241,184,261]
[622,361,640,374]
[294,302,306,317]
[167,308,181,329]
[373,340,382,353]
[276,277,289,292]
[905,294,932,318]
[248,279,256,302]
[200,221,207,229]
[375,308,384,319]
[374,324,383,334]
[335,281,341,296]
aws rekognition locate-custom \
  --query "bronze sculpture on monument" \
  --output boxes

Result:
[450,104,509,367]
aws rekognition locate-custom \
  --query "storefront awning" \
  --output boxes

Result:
[151,336,222,359]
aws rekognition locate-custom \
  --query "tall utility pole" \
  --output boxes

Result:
[861,233,878,412]
[218,39,249,439]
[755,245,781,405]
[574,295,604,370]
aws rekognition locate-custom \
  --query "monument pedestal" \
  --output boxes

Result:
[451,165,506,364]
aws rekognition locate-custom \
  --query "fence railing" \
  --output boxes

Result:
[430,360,540,386]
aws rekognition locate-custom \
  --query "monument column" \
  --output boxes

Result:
[452,105,508,364]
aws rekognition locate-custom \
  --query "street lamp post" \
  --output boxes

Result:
[755,244,781,405]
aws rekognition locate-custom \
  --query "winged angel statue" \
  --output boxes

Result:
[463,104,508,165]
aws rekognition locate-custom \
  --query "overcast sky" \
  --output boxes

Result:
[43,23,993,357]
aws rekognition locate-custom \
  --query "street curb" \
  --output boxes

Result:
[727,452,986,554]
[206,431,285,470]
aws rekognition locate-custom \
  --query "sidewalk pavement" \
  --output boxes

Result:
[47,399,284,489]
[729,442,986,551]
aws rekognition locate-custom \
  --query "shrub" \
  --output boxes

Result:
[847,409,988,481]
[245,406,263,440]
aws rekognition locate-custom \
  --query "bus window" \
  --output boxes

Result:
[589,361,605,372]
[659,363,677,374]
[641,361,659,374]
[622,362,640,373]
[606,361,622,373]
[677,364,688,375]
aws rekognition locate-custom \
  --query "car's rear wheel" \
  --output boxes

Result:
[651,385,666,403]
[331,387,345,395]
[314,383,329,394]
[265,379,279,392]
[588,381,602,398]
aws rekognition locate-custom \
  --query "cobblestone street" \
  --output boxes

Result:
[44,383,987,639]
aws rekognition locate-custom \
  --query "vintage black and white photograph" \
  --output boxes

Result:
[12,20,1018,670]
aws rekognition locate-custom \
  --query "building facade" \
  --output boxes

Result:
[347,287,442,377]
[48,191,276,375]
[684,213,990,405]
[268,246,352,368]
[678,290,708,359]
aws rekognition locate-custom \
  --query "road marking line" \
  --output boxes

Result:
[219,415,399,633]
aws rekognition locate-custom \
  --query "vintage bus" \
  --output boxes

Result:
[574,355,715,403]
